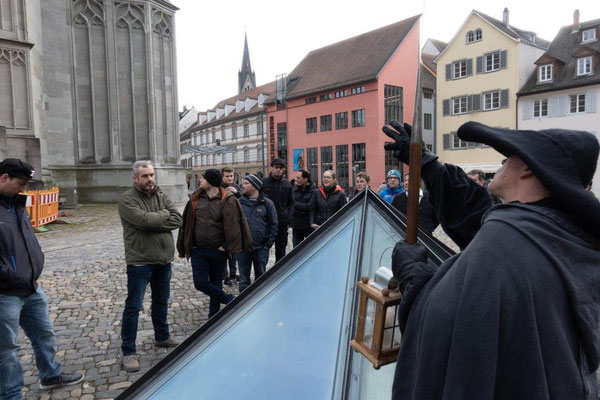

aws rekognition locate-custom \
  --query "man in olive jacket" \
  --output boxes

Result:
[118,161,182,372]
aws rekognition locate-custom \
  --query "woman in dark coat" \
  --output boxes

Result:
[310,170,347,229]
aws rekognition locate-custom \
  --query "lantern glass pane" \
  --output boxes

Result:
[363,297,377,349]
[382,304,402,351]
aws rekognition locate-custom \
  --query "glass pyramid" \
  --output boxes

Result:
[117,189,455,400]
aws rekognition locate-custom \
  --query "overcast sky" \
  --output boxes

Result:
[171,0,600,112]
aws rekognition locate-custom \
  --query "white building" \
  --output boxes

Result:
[518,10,600,190]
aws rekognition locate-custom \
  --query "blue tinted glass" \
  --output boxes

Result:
[148,222,356,400]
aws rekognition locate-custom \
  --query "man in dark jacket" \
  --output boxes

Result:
[221,167,241,286]
[118,160,182,372]
[383,121,600,399]
[391,173,439,234]
[236,175,278,292]
[261,158,294,262]
[0,159,83,399]
[291,169,316,247]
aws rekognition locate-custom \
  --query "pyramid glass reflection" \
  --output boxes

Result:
[118,189,454,400]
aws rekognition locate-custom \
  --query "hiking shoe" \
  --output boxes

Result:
[155,337,181,348]
[122,354,140,372]
[39,372,84,390]
[223,277,232,286]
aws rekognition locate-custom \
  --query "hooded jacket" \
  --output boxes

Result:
[0,193,44,296]
[118,185,182,266]
[291,183,316,230]
[239,192,278,250]
[310,185,347,226]
[378,185,404,204]
[393,161,600,399]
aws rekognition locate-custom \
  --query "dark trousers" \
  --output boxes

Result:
[191,248,233,318]
[222,254,237,280]
[274,224,289,262]
[121,264,171,356]
[292,227,313,247]
[236,247,270,293]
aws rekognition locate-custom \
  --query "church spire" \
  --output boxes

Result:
[238,32,256,94]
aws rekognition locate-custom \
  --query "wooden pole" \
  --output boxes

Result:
[405,42,423,245]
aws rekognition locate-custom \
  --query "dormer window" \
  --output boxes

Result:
[466,31,475,43]
[475,29,482,41]
[538,65,553,82]
[582,29,596,43]
[577,57,593,76]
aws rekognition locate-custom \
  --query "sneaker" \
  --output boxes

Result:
[223,277,232,286]
[121,354,140,372]
[39,372,84,390]
[230,274,239,282]
[155,337,181,348]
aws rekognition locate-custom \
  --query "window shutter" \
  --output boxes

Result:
[547,96,558,117]
[500,50,507,69]
[467,95,473,112]
[443,133,450,150]
[443,99,450,116]
[446,64,452,80]
[500,89,509,108]
[557,95,567,117]
[476,56,483,74]
[466,58,473,76]
[522,100,533,120]
[585,91,597,113]
[472,94,481,111]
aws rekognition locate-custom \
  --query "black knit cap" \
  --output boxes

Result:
[203,169,222,187]
[0,158,35,180]
[244,174,262,191]
[457,121,600,237]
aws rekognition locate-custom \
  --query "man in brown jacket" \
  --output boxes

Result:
[177,169,251,318]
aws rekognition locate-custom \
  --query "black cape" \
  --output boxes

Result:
[393,162,600,399]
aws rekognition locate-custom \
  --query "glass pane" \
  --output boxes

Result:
[143,219,360,400]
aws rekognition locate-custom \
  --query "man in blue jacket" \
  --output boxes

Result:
[237,175,278,292]
[378,169,404,204]
[0,159,83,399]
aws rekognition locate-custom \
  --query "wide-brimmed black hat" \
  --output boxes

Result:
[457,121,600,238]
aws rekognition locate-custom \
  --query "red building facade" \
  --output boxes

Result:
[266,15,420,191]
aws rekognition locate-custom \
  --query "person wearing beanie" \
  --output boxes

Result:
[177,169,251,318]
[310,170,347,230]
[382,121,600,399]
[378,168,404,204]
[0,158,85,396]
[261,158,294,262]
[236,175,278,292]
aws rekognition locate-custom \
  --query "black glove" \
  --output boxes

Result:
[382,121,438,167]
[391,241,435,294]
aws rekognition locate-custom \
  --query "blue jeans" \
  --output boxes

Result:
[191,248,233,318]
[121,264,172,356]
[0,286,61,400]
[236,247,270,293]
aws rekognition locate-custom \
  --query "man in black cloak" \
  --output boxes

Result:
[383,121,600,399]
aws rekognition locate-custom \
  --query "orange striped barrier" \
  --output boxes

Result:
[21,187,59,227]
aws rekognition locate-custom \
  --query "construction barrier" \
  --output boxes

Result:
[21,187,59,227]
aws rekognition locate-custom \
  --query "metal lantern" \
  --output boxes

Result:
[350,267,403,369]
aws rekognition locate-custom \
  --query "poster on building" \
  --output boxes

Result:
[293,149,304,171]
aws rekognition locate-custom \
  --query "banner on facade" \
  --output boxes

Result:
[293,148,304,171]
[182,144,237,154]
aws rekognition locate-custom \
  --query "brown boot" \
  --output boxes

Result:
[122,354,140,372]
[155,337,181,348]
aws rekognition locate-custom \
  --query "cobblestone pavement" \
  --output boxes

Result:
[19,204,458,399]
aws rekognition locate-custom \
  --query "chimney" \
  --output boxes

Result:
[503,8,509,28]
[573,9,580,33]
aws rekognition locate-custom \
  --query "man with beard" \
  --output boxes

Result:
[118,161,182,372]
[261,159,294,262]
[221,167,241,286]
[383,121,600,399]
